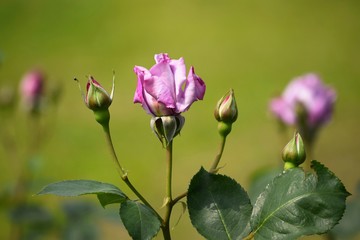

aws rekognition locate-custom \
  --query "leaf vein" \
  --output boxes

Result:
[209,191,232,240]
[253,190,342,234]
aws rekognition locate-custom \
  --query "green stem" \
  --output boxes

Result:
[166,141,173,201]
[172,191,187,205]
[102,124,125,175]
[162,141,173,240]
[102,123,163,224]
[303,138,314,171]
[171,135,228,206]
[209,136,227,173]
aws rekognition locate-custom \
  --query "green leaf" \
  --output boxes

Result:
[97,193,126,207]
[250,160,350,240]
[119,200,161,240]
[187,167,253,240]
[329,181,360,239]
[37,180,127,207]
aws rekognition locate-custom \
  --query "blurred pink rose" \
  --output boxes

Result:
[270,73,336,128]
[19,69,45,113]
[134,53,206,116]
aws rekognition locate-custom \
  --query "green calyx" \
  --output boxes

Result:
[283,161,297,170]
[151,115,185,147]
[93,109,110,127]
[217,121,232,137]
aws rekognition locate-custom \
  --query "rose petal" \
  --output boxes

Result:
[270,73,336,127]
[176,66,206,112]
[154,53,170,63]
[172,59,187,98]
[270,97,296,125]
[133,66,146,104]
[145,61,176,108]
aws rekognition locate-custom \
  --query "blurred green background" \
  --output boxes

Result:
[1,0,359,239]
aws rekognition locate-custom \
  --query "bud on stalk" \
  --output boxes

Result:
[214,89,238,137]
[282,132,306,170]
[75,74,114,127]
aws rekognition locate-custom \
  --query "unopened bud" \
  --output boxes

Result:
[282,132,306,169]
[75,74,114,127]
[19,69,45,114]
[214,89,237,137]
[214,89,238,123]
[85,76,114,111]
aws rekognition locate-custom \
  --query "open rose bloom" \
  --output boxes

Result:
[134,53,206,117]
[270,73,336,129]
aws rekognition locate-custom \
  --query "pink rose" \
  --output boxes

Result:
[19,69,45,113]
[270,73,336,128]
[134,53,206,116]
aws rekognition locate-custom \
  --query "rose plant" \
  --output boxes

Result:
[38,54,349,240]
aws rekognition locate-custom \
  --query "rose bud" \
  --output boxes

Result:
[214,89,238,123]
[19,69,45,114]
[282,132,306,170]
[214,89,238,137]
[75,75,114,126]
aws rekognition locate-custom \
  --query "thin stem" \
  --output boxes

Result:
[102,123,163,224]
[162,141,173,240]
[166,141,173,201]
[303,138,314,171]
[161,224,172,240]
[102,124,125,176]
[172,135,228,205]
[172,191,187,205]
[209,136,227,173]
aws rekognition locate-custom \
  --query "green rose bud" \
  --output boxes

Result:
[282,132,306,170]
[85,76,114,111]
[214,89,238,123]
[75,74,115,126]
[214,89,238,137]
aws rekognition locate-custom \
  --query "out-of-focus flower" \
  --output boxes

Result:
[0,85,16,111]
[47,81,63,106]
[270,73,336,129]
[214,89,238,124]
[133,53,206,117]
[19,69,45,114]
[282,132,306,170]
